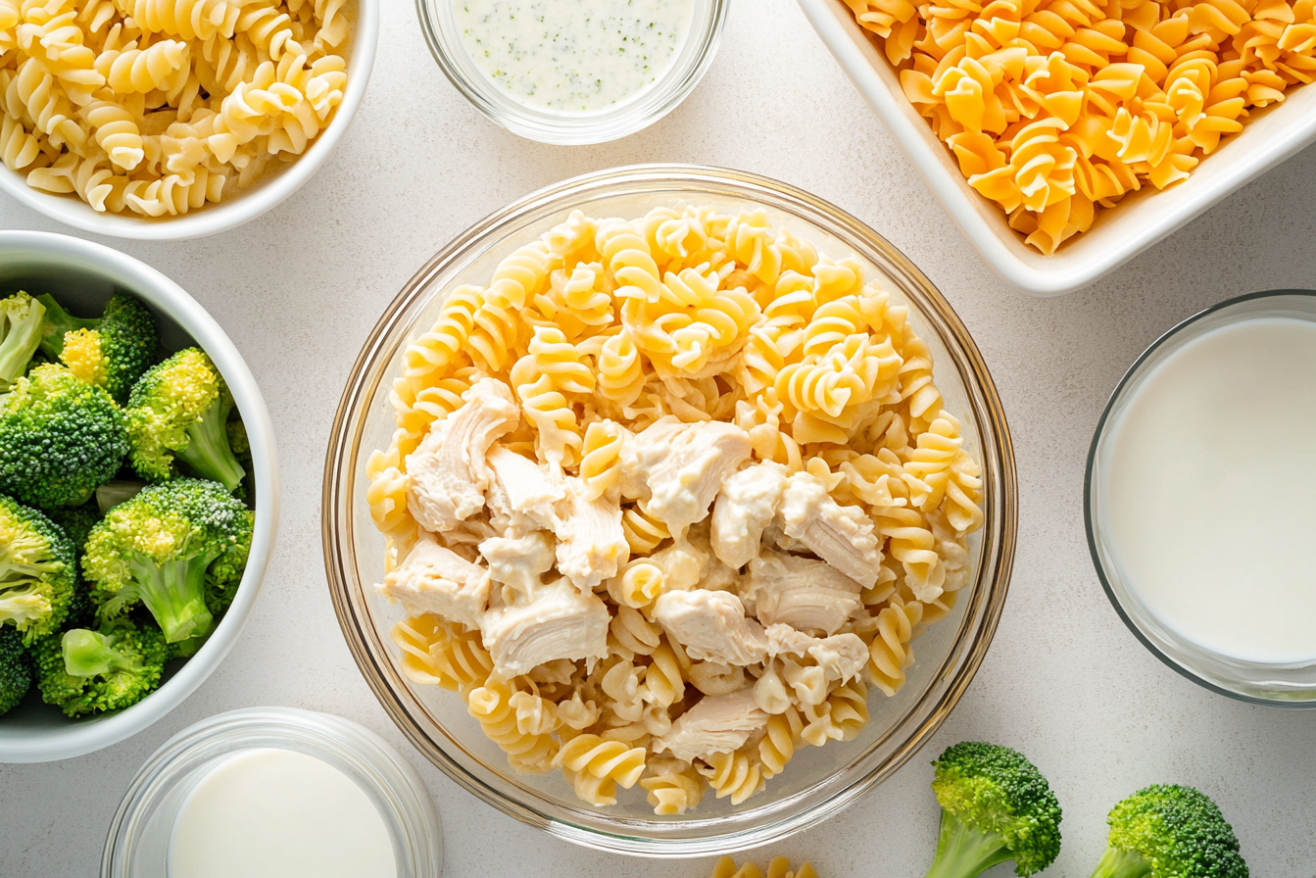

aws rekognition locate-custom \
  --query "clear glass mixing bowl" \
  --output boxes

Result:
[322,165,1017,856]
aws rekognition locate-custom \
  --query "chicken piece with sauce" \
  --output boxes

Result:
[654,688,768,763]
[710,462,789,569]
[485,445,564,535]
[743,550,863,636]
[406,379,520,533]
[618,417,753,536]
[376,532,491,629]
[552,476,629,591]
[773,472,884,588]
[480,577,610,678]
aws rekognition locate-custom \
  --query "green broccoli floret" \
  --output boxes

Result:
[0,625,31,715]
[125,348,245,492]
[84,478,252,645]
[0,494,77,645]
[37,293,158,405]
[33,618,167,717]
[0,363,129,508]
[0,292,46,390]
[925,742,1063,878]
[1091,785,1247,878]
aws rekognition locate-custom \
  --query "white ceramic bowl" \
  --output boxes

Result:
[0,231,280,763]
[797,0,1316,296]
[0,2,378,241]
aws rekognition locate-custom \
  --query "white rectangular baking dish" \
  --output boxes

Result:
[797,0,1316,296]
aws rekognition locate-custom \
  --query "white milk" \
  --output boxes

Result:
[454,0,695,113]
[169,748,396,878]
[1103,316,1316,664]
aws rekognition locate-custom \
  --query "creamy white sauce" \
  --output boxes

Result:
[454,0,696,113]
[169,748,397,878]
[1103,316,1316,664]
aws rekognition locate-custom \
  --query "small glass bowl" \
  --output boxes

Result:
[322,165,1018,856]
[416,0,728,144]
[1086,290,1316,705]
[101,707,443,878]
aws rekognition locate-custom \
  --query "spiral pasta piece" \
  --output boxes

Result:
[468,680,559,773]
[554,733,646,796]
[867,595,923,697]
[621,503,669,555]
[697,749,764,805]
[640,757,704,815]
[391,615,493,693]
[578,420,623,502]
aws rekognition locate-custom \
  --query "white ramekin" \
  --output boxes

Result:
[0,231,280,763]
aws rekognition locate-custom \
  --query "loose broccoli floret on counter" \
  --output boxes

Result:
[0,494,77,644]
[33,618,167,717]
[0,625,32,715]
[925,742,1063,878]
[0,292,46,390]
[38,293,158,405]
[125,348,246,492]
[84,478,253,645]
[1091,785,1247,878]
[0,363,129,508]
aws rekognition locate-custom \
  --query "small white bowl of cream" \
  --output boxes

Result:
[102,707,442,878]
[1086,291,1316,704]
[419,0,728,144]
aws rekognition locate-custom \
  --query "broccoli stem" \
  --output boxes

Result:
[125,553,214,644]
[175,402,245,492]
[0,296,46,384]
[96,480,146,515]
[1091,847,1154,878]
[926,810,1015,878]
[35,294,97,360]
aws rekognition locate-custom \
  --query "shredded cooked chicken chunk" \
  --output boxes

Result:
[376,533,490,629]
[406,379,520,533]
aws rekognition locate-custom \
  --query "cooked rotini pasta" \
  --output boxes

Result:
[370,207,982,814]
[845,0,1316,252]
[0,0,353,216]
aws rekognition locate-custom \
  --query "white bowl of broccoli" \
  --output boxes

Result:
[0,230,279,763]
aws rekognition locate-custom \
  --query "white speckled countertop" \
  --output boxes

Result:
[3,1,1315,875]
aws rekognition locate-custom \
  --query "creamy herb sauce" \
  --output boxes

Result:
[454,0,695,113]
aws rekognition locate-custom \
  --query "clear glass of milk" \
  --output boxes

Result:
[1087,290,1316,705]
[102,707,443,878]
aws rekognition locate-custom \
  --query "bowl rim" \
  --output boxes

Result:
[414,0,729,145]
[0,0,379,242]
[321,163,1018,855]
[0,230,281,762]
[795,0,1316,297]
[1084,288,1316,707]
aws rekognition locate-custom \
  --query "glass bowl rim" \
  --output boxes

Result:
[413,0,730,145]
[321,162,1019,854]
[1083,288,1316,708]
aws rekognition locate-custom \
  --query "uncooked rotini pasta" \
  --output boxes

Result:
[844,0,1316,252]
[0,0,353,216]
[370,206,983,814]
